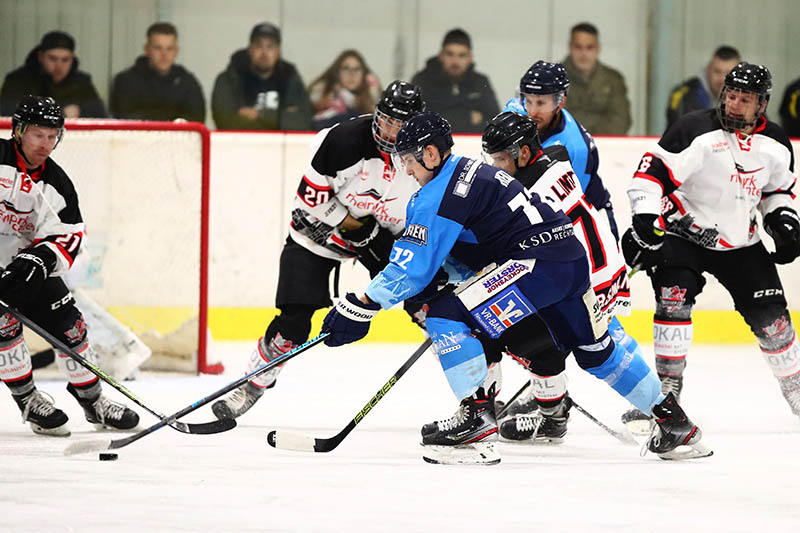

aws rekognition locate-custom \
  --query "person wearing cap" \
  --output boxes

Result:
[211,22,311,130]
[561,22,630,135]
[110,22,206,123]
[0,31,107,118]
[411,28,499,133]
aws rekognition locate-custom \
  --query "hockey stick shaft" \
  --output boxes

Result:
[570,398,637,445]
[64,332,328,455]
[268,337,433,453]
[496,380,530,420]
[0,299,233,435]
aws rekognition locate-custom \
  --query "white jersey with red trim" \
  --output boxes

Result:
[0,138,84,274]
[288,115,419,261]
[516,145,630,317]
[628,109,797,250]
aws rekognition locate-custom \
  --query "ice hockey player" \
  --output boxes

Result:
[481,110,638,442]
[320,111,708,464]
[212,81,426,420]
[622,62,800,427]
[0,95,139,436]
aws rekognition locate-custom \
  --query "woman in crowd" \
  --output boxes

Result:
[309,49,380,129]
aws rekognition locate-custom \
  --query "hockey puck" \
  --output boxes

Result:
[267,430,277,448]
[99,453,118,461]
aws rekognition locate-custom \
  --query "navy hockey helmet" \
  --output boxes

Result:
[482,111,541,161]
[520,61,570,97]
[394,112,453,168]
[717,62,772,132]
[372,80,426,154]
[12,95,65,147]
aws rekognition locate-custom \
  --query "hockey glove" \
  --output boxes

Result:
[764,207,800,264]
[621,214,665,271]
[321,292,381,347]
[0,246,57,305]
[340,216,396,276]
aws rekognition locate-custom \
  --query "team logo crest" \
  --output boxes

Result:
[64,318,87,343]
[0,313,21,338]
[660,285,687,312]
[763,316,789,337]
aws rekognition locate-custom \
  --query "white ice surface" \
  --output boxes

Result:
[1,342,799,532]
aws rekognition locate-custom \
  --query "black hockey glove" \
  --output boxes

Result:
[621,214,665,271]
[340,216,396,276]
[0,246,57,305]
[764,207,800,264]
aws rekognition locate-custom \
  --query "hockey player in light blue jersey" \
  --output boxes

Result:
[321,112,708,464]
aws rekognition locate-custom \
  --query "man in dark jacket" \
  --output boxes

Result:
[0,31,106,118]
[110,22,205,122]
[779,76,800,137]
[411,29,499,133]
[211,22,312,131]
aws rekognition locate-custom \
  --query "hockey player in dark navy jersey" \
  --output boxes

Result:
[0,96,138,436]
[623,62,800,427]
[322,112,709,464]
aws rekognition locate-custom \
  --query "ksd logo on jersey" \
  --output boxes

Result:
[470,287,536,338]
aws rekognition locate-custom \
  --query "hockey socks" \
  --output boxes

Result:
[653,319,692,399]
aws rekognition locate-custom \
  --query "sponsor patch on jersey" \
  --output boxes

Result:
[399,224,428,245]
[517,224,574,250]
[470,287,535,338]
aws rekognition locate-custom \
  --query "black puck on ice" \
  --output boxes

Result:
[99,453,118,461]
[267,431,277,448]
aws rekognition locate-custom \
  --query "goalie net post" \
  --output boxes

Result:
[0,118,222,375]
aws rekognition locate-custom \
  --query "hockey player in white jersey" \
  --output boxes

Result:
[481,111,636,442]
[622,62,800,424]
[212,81,426,420]
[0,96,139,436]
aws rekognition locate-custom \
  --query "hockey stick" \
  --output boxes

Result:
[0,299,234,436]
[267,337,433,453]
[63,332,329,456]
[496,380,530,420]
[570,397,638,445]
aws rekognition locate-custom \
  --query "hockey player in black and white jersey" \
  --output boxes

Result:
[212,81,426,420]
[0,95,139,436]
[622,62,800,426]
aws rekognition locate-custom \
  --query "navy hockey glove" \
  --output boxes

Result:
[340,216,396,276]
[0,246,57,305]
[321,293,381,347]
[621,214,665,271]
[764,207,800,264]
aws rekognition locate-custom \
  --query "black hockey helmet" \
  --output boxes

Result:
[717,62,772,131]
[372,80,425,153]
[520,61,570,97]
[482,111,541,161]
[12,95,65,147]
[394,112,453,167]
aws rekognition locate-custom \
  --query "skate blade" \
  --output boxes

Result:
[30,423,71,437]
[657,442,714,461]
[499,435,564,445]
[421,443,501,465]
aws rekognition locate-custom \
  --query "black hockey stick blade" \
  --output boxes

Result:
[571,398,638,445]
[0,299,234,436]
[268,337,433,453]
[64,333,328,456]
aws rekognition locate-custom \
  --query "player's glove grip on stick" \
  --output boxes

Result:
[322,292,381,347]
[0,246,57,304]
[621,214,664,271]
[764,207,800,265]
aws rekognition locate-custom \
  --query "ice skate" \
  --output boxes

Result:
[421,387,500,465]
[646,392,711,460]
[68,383,139,430]
[500,396,570,443]
[212,381,267,420]
[14,389,70,437]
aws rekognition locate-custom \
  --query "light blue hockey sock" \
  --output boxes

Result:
[426,317,487,401]
[581,325,664,414]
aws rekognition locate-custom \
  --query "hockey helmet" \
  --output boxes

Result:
[482,111,541,161]
[717,62,772,131]
[372,80,426,154]
[520,61,570,96]
[12,95,65,148]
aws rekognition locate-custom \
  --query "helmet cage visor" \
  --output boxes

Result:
[718,86,768,131]
[372,109,408,154]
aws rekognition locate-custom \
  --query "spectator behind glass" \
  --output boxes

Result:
[411,28,499,133]
[211,22,312,130]
[779,75,800,137]
[562,22,631,134]
[308,50,381,130]
[0,31,106,118]
[665,45,740,130]
[110,22,206,122]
